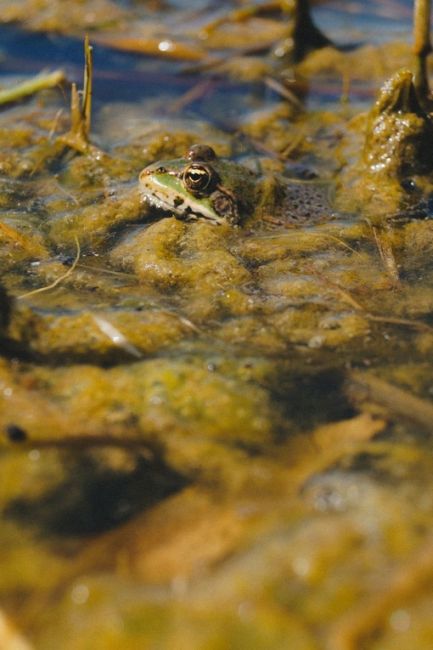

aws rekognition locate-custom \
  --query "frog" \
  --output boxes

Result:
[139,144,333,227]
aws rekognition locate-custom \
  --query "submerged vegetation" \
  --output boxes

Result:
[1,1,433,648]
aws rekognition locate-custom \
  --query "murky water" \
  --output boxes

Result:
[1,1,433,648]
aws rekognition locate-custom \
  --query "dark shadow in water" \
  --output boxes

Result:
[5,452,189,537]
[271,368,356,440]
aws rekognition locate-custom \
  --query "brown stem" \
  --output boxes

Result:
[346,370,433,433]
[413,0,432,100]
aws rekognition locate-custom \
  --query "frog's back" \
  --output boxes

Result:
[269,179,334,225]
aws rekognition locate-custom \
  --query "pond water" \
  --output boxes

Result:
[1,1,433,648]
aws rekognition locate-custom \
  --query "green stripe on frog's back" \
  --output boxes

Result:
[139,163,222,222]
[139,146,257,225]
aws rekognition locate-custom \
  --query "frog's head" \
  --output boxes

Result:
[139,144,257,225]
[357,69,433,220]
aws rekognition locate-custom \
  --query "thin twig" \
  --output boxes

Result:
[264,76,304,110]
[317,233,364,259]
[83,34,93,137]
[304,265,433,334]
[346,370,433,432]
[372,225,400,283]
[48,108,64,140]
[18,236,81,300]
[168,79,215,113]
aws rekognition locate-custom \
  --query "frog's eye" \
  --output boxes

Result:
[183,164,214,193]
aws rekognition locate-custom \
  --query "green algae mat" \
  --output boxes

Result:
[1,1,433,648]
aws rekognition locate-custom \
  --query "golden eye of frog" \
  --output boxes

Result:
[139,144,333,227]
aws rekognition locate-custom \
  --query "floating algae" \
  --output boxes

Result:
[0,1,433,649]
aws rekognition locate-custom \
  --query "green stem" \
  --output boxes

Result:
[0,70,65,105]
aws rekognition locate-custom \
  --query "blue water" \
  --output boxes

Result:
[0,1,422,120]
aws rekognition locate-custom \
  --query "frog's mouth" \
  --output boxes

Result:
[140,175,226,225]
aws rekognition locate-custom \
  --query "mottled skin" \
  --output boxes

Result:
[360,69,433,220]
[139,144,332,226]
